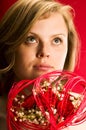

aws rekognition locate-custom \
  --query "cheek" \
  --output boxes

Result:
[14,50,35,72]
[14,51,26,67]
[55,47,67,58]
[13,49,30,75]
[61,49,67,60]
[13,54,31,80]
[60,49,68,64]
[14,45,35,65]
[54,48,68,69]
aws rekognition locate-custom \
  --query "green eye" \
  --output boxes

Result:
[25,36,37,44]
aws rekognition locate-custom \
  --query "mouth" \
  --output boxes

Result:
[34,64,53,71]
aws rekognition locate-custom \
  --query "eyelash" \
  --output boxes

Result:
[25,36,62,46]
[25,36,37,44]
[52,37,62,45]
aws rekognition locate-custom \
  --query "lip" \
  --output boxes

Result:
[34,64,53,71]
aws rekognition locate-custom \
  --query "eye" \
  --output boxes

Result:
[25,36,37,44]
[53,37,62,45]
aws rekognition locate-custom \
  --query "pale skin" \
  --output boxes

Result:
[13,12,68,81]
[13,12,86,129]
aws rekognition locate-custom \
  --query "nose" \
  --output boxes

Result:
[37,52,50,58]
[36,44,50,58]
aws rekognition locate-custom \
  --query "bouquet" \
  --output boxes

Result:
[7,71,86,130]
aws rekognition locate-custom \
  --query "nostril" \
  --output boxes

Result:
[37,52,50,58]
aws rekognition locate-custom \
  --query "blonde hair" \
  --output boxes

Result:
[0,0,80,74]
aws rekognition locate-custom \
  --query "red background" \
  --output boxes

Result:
[0,0,86,79]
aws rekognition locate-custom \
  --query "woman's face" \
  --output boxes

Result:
[13,12,68,80]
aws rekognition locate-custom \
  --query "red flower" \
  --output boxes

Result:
[22,94,35,109]
[57,98,74,119]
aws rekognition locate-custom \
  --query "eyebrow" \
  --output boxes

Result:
[50,34,67,38]
[28,32,67,39]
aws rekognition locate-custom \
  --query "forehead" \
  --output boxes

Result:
[29,12,68,35]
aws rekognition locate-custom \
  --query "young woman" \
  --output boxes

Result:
[0,0,85,130]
